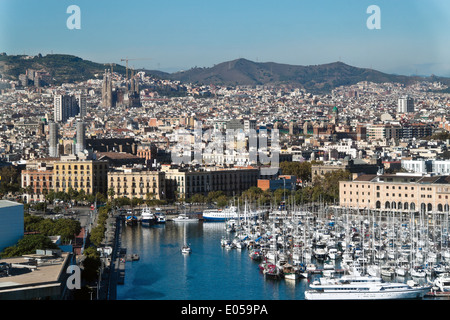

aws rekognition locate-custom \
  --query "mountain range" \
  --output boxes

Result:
[1,53,449,93]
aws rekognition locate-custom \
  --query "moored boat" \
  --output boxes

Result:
[173,213,199,222]
[432,272,450,293]
[202,206,260,222]
[155,213,166,224]
[125,215,137,226]
[305,275,431,300]
[141,207,155,226]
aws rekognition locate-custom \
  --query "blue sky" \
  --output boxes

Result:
[1,0,450,76]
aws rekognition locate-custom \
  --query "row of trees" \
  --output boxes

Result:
[0,213,81,258]
[9,160,333,209]
[74,204,114,299]
[279,160,323,183]
[186,168,351,207]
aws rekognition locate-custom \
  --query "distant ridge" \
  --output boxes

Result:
[1,53,449,93]
[144,58,450,93]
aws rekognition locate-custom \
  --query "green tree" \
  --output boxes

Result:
[115,196,131,207]
[216,195,229,208]
[107,187,115,204]
[45,189,56,203]
[67,187,78,202]
[188,193,206,204]
[0,166,21,195]
[240,186,263,203]
[207,191,225,203]
[75,189,87,202]
[310,169,352,203]
[280,161,310,182]
[81,255,100,282]
[1,234,58,258]
[53,218,81,243]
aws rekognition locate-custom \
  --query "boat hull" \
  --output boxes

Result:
[305,287,430,300]
[202,214,259,222]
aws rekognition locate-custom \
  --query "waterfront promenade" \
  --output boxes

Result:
[97,210,124,300]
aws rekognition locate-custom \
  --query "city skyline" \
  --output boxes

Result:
[1,0,450,76]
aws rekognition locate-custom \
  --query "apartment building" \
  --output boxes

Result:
[21,166,54,202]
[21,159,58,202]
[402,159,450,175]
[108,168,166,200]
[367,124,402,141]
[339,173,450,213]
[367,123,432,141]
[53,156,108,195]
[162,165,260,200]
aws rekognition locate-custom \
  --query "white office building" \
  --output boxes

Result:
[402,159,450,175]
[397,95,414,113]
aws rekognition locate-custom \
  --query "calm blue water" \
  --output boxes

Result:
[116,221,309,300]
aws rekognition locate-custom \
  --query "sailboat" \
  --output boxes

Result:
[181,224,191,254]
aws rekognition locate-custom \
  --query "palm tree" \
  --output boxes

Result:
[107,187,115,206]
[24,185,33,203]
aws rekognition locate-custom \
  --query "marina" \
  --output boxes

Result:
[115,203,450,300]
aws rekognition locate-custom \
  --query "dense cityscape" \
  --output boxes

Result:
[1,51,450,302]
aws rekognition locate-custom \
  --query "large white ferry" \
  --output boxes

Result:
[305,275,431,300]
[202,206,261,222]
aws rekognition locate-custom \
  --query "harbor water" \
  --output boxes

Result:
[117,221,310,300]
[115,218,441,301]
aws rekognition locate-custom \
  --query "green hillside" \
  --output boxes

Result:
[0,54,126,84]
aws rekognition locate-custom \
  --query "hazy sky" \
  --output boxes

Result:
[1,0,450,76]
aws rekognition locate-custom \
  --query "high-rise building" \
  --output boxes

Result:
[48,122,59,157]
[75,94,87,118]
[54,94,71,122]
[397,95,414,113]
[75,121,86,154]
[53,94,81,123]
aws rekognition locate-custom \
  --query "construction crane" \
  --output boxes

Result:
[120,58,152,79]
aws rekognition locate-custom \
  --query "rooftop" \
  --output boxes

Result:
[0,252,71,299]
[354,173,450,184]
[0,200,23,209]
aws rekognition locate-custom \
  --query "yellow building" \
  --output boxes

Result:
[53,156,108,195]
[108,168,166,200]
[161,164,259,200]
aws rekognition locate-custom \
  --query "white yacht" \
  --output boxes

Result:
[433,273,450,293]
[305,275,431,300]
[202,206,260,222]
[173,213,199,222]
[141,207,155,226]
